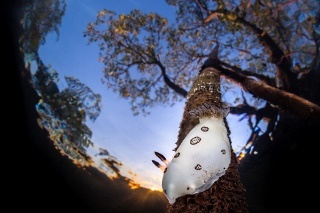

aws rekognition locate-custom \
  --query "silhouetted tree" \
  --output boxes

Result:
[21,0,66,58]
[18,0,105,152]
[32,58,102,151]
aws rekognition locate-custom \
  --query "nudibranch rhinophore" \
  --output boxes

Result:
[152,67,231,204]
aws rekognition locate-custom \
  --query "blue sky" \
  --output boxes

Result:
[38,0,259,191]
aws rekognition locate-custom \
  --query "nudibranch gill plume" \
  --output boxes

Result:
[152,68,231,204]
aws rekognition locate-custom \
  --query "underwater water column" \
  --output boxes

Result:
[167,67,248,212]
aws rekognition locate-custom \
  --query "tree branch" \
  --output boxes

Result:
[207,59,320,121]
[310,30,320,71]
[155,60,188,97]
[203,8,296,90]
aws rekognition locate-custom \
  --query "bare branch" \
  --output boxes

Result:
[215,61,320,121]
[155,60,188,97]
[192,0,207,21]
[203,12,221,23]
[272,0,297,17]
[203,8,296,90]
[310,30,320,70]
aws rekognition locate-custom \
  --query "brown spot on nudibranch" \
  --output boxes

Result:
[187,187,190,190]
[174,152,180,158]
[221,149,226,154]
[190,136,201,145]
[195,164,202,170]
[201,126,209,132]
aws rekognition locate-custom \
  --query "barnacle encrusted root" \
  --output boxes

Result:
[175,67,226,150]
[166,67,247,212]
[167,153,248,213]
[175,90,227,150]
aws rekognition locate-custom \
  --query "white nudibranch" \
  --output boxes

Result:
[152,112,231,204]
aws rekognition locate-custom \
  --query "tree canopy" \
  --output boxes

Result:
[85,1,319,104]
[84,0,320,149]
